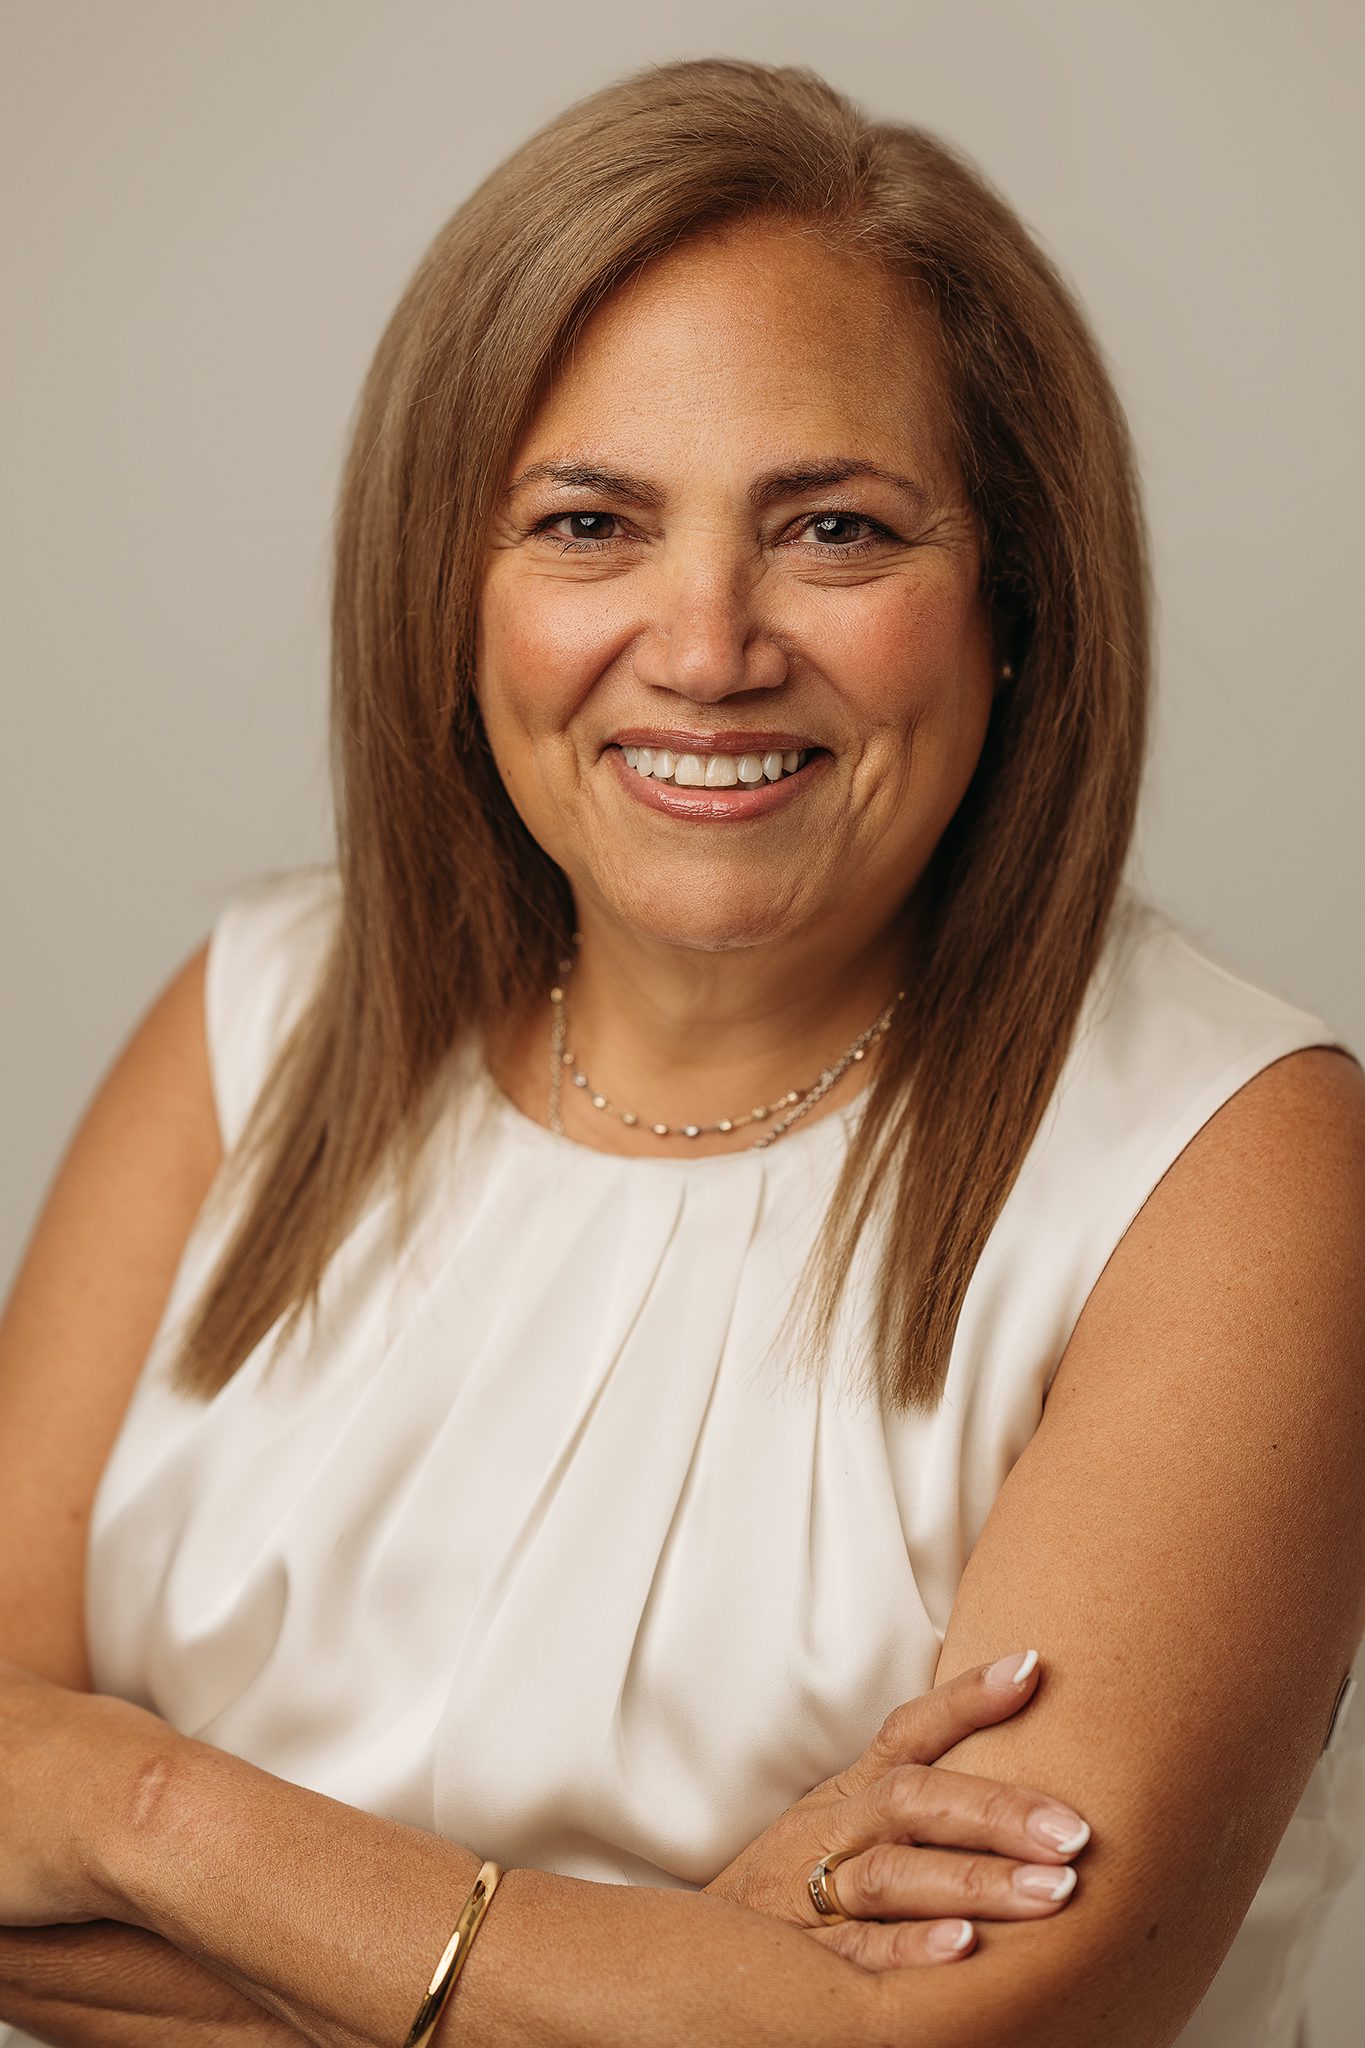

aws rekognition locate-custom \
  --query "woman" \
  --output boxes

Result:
[1,53,1361,2048]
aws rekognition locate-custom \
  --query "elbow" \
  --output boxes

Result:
[858,1916,1204,2048]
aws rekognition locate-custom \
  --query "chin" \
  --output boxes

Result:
[606,880,807,955]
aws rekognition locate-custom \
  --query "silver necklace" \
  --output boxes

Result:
[547,934,905,1152]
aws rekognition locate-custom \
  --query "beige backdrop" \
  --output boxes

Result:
[2,1,1361,2034]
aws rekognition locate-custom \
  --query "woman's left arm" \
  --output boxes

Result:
[862,1043,1365,2048]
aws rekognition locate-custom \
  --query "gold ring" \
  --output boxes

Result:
[807,1845,859,1919]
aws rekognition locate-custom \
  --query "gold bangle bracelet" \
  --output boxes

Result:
[402,1860,504,2048]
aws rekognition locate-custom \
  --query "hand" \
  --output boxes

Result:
[704,1651,1092,1972]
[0,1653,179,1926]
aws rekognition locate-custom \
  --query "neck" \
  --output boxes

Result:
[528,894,920,1150]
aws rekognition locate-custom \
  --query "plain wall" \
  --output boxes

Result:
[2,1,1361,2035]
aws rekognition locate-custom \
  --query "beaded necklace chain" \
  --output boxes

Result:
[547,934,904,1152]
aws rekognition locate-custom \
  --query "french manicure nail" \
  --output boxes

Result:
[1027,1807,1091,1854]
[1013,1862,1078,1901]
[985,1649,1039,1688]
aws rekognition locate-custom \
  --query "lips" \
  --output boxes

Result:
[605,727,830,794]
[604,738,830,820]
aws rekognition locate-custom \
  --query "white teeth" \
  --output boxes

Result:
[619,745,812,788]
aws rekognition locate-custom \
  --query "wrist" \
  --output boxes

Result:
[84,1699,204,1928]
[85,1731,496,2042]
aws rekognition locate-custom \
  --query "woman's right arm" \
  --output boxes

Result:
[0,936,305,2041]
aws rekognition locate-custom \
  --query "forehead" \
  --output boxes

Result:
[520,221,956,478]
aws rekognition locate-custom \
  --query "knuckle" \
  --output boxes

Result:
[821,1923,855,1964]
[877,1698,920,1752]
[955,1854,995,1906]
[843,1916,888,1966]
[867,1770,899,1829]
[887,1921,930,1969]
[883,1762,926,1821]
[856,1842,899,1913]
[977,1781,1017,1835]
[834,1918,881,1969]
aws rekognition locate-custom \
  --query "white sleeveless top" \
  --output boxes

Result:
[29,865,1361,2048]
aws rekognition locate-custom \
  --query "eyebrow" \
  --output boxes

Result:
[501,457,932,515]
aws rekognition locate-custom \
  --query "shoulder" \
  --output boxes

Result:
[1196,1033,1365,1152]
[971,896,1361,1421]
[1050,1034,1365,1420]
[1168,1039,1365,1248]
[70,930,223,1202]
[1045,970,1365,1434]
[1033,890,1361,1271]
[1073,940,1365,1306]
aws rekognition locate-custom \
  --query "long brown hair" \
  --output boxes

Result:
[171,56,1149,1414]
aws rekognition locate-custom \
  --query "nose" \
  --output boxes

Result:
[630,551,789,703]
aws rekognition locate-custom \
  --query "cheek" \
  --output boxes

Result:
[478,575,612,739]
[826,577,990,731]
[474,577,607,852]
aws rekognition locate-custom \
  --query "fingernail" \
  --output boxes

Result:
[1013,1863,1078,1901]
[1027,1807,1091,1854]
[985,1649,1039,1688]
[929,1920,974,1956]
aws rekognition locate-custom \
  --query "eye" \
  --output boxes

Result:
[530,510,629,553]
[793,511,895,557]
[526,506,897,558]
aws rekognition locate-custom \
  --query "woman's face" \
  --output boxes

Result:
[476,219,997,961]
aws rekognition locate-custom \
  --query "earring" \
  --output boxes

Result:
[999,661,1014,682]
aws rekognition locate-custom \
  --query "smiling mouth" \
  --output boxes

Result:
[616,743,818,789]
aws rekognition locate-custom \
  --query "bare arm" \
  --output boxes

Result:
[0,937,305,2042]
[858,1045,1365,2045]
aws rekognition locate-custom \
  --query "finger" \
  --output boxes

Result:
[805,1915,978,1972]
[835,1651,1041,1795]
[823,1839,1079,1926]
[848,1760,1092,1867]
